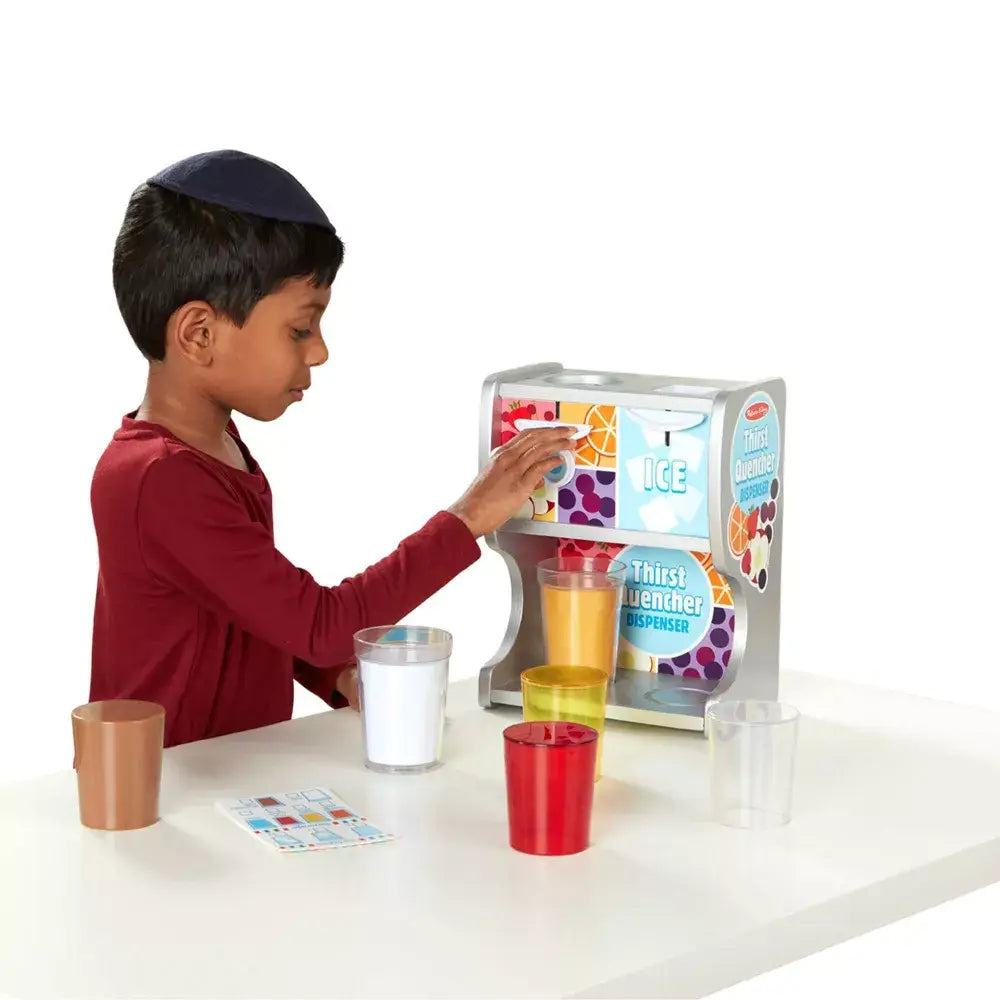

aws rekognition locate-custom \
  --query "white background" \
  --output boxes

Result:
[1,1,996,996]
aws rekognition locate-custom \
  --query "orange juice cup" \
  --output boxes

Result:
[521,666,609,780]
[537,557,627,680]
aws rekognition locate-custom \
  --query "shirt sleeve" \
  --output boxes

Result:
[135,453,481,667]
[293,658,351,709]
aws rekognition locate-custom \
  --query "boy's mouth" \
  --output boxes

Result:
[289,384,309,401]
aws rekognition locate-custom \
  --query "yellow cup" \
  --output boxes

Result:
[521,666,609,781]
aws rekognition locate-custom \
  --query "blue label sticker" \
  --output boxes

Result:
[730,392,780,513]
[618,546,713,657]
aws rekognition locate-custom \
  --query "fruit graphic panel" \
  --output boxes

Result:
[514,479,558,522]
[559,402,617,469]
[498,397,558,446]
[499,397,562,523]
[498,397,710,537]
[727,480,779,592]
[557,470,617,528]
[729,391,781,592]
[558,537,625,567]
[695,550,735,609]
[556,538,736,680]
[656,605,735,680]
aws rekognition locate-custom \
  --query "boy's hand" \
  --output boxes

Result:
[335,666,360,711]
[449,427,574,538]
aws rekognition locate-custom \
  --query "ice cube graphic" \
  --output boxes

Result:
[667,431,706,473]
[668,485,703,525]
[642,427,665,448]
[638,496,679,533]
[622,409,667,450]
[626,454,653,492]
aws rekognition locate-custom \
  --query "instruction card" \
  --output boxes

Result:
[216,787,395,853]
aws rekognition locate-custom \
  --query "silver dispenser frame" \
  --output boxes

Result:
[477,363,785,732]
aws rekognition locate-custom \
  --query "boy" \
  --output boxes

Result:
[90,149,570,748]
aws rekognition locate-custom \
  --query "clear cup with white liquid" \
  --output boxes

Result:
[353,626,452,773]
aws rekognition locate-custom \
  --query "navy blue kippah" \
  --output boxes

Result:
[149,150,336,234]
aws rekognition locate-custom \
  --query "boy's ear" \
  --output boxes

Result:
[169,301,219,366]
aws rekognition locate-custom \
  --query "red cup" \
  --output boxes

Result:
[503,721,599,856]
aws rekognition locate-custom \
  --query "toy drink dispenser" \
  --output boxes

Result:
[478,364,786,731]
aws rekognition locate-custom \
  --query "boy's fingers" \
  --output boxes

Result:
[521,455,563,490]
[500,427,572,460]
[511,433,572,475]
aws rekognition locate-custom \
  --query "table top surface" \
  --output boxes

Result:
[3,671,1000,1000]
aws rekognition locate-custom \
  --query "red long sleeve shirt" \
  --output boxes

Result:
[89,415,481,747]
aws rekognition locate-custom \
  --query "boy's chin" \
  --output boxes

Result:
[232,399,293,423]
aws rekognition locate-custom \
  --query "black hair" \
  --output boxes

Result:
[112,183,344,361]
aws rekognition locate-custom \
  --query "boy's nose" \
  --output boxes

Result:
[308,334,330,367]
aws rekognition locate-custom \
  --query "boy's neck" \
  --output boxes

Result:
[135,367,233,451]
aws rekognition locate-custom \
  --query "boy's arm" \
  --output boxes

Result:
[135,453,481,668]
[293,658,353,709]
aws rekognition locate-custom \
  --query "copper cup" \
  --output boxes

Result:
[71,701,165,830]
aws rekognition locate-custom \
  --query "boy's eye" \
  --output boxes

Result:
[292,328,312,341]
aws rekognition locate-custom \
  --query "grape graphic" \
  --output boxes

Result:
[758,568,767,591]
[656,608,736,680]
[770,477,780,499]
[557,469,617,527]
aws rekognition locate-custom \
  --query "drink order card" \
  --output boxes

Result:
[216,788,395,853]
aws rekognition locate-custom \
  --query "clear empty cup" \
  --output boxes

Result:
[537,557,627,680]
[503,721,599,855]
[521,666,608,781]
[353,626,452,773]
[706,699,800,829]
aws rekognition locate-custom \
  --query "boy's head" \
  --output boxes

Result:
[113,150,344,421]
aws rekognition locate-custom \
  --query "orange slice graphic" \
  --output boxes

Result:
[708,568,734,607]
[727,503,750,556]
[584,405,617,457]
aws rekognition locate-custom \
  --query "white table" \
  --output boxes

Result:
[2,672,999,999]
